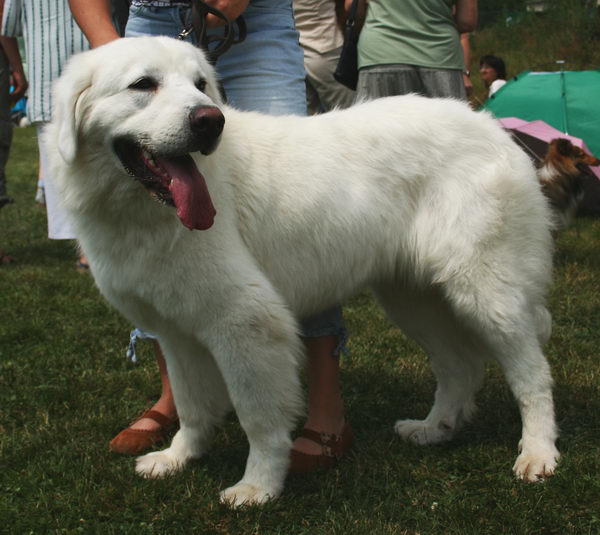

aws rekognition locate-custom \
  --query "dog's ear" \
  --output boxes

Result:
[554,138,573,157]
[53,54,93,164]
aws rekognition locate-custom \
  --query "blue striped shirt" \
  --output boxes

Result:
[1,0,89,123]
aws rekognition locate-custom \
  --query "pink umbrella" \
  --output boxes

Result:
[498,117,600,180]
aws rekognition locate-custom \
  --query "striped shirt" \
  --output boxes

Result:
[1,0,89,123]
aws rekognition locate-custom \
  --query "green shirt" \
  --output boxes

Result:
[358,0,464,71]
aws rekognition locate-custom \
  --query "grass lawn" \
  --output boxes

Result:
[1,126,600,534]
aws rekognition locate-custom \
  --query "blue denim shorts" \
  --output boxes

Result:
[126,0,306,115]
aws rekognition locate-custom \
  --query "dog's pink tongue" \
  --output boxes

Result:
[162,155,216,230]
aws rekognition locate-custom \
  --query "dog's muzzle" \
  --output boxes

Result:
[190,106,225,155]
[113,106,225,231]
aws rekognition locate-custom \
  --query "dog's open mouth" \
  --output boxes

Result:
[114,138,216,230]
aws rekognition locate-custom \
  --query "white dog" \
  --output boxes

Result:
[46,37,559,506]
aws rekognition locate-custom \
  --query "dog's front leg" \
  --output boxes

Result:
[208,301,304,507]
[136,336,231,479]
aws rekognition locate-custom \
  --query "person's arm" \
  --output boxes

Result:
[68,0,120,48]
[454,0,477,33]
[0,36,27,102]
[460,33,472,97]
[341,0,367,33]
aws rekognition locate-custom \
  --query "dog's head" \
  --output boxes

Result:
[52,36,225,230]
[545,138,600,176]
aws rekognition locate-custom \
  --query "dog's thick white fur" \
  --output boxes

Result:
[46,37,559,506]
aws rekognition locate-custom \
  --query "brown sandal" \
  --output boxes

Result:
[289,422,354,474]
[108,409,179,456]
[0,251,15,264]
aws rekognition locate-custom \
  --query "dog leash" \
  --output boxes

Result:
[178,0,247,65]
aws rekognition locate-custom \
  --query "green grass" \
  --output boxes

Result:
[2,120,600,533]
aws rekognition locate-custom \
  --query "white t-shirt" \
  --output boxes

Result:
[489,79,507,96]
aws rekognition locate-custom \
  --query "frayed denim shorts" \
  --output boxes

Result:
[126,0,306,115]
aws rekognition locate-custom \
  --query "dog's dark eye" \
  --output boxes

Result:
[129,77,158,91]
[195,79,207,93]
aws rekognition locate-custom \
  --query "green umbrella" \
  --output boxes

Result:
[483,69,600,157]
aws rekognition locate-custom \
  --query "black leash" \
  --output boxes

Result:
[178,0,246,65]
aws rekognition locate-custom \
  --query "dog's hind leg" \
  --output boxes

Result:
[374,286,486,445]
[444,278,559,481]
[483,316,559,482]
[136,334,231,479]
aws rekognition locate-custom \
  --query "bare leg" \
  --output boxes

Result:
[109,341,178,455]
[128,341,178,430]
[292,335,346,455]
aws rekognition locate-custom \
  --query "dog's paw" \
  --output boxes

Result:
[135,450,185,479]
[219,482,277,508]
[394,418,454,445]
[513,447,559,482]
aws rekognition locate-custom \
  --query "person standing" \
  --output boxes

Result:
[355,0,478,101]
[0,33,26,205]
[293,0,355,114]
[1,0,90,267]
[0,32,26,264]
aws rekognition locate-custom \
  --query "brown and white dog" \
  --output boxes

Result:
[538,138,600,230]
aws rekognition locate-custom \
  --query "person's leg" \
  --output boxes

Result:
[0,48,14,200]
[295,335,346,454]
[289,306,352,471]
[37,124,88,268]
[303,46,355,113]
[305,76,321,116]
[109,339,179,454]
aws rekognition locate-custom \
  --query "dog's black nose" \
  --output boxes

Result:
[189,106,225,155]
[189,106,225,138]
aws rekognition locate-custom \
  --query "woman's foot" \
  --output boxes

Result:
[76,255,90,272]
[289,421,353,474]
[109,399,179,455]
[289,335,351,473]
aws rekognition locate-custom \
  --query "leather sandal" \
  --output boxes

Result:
[289,422,354,474]
[108,409,179,455]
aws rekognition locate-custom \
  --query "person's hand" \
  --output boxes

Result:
[9,70,28,104]
[463,72,473,97]
[204,0,250,28]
